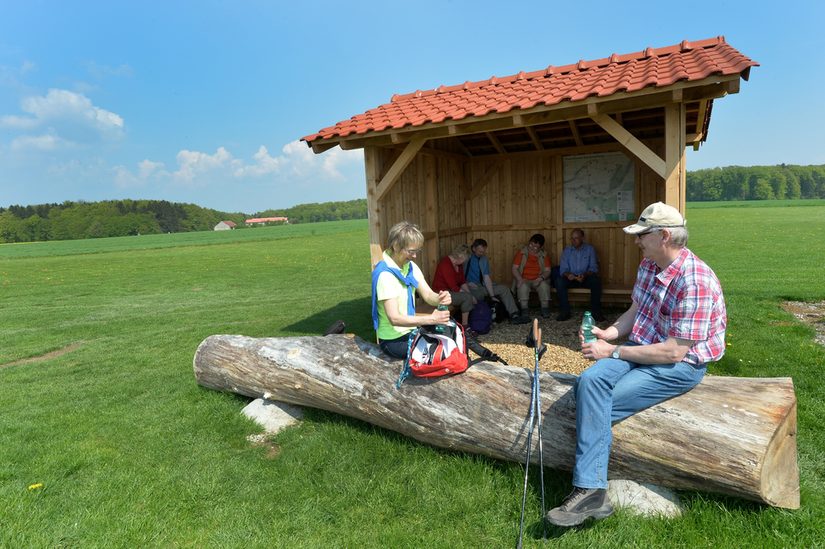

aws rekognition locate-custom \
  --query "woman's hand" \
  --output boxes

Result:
[431,308,451,324]
[437,291,451,306]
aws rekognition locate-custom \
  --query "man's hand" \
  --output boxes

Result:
[582,340,615,360]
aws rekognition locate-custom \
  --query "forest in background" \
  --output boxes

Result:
[0,198,367,243]
[686,164,825,201]
[3,162,825,244]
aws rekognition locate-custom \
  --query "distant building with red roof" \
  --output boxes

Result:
[213,220,237,231]
[245,217,288,226]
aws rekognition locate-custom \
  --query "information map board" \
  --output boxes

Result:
[562,151,635,223]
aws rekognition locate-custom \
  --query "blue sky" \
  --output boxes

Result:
[1,1,823,214]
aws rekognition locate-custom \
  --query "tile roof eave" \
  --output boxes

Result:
[303,71,748,149]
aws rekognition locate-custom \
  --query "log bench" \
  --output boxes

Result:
[193,333,800,509]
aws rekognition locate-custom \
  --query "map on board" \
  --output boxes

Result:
[563,152,635,222]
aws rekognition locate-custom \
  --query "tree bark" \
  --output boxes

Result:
[193,333,799,509]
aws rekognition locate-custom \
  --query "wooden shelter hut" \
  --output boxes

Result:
[301,37,757,300]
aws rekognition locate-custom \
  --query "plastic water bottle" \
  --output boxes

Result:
[434,304,449,334]
[582,311,597,343]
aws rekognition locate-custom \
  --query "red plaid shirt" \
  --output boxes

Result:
[630,247,727,365]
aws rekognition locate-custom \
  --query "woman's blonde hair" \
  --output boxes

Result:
[451,243,470,260]
[386,221,424,252]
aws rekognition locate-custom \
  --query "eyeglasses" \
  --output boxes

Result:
[404,248,422,255]
[636,228,660,237]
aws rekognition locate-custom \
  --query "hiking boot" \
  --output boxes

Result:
[545,487,613,527]
[462,325,479,339]
[541,307,551,319]
[510,313,530,325]
[556,311,571,322]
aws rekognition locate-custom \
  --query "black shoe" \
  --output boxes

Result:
[545,487,614,527]
[593,312,606,323]
[510,313,530,325]
[541,307,551,319]
[323,320,346,335]
[555,311,571,322]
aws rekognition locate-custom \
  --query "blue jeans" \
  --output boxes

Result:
[572,353,706,489]
[379,333,412,359]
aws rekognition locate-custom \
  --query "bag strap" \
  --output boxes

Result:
[395,328,419,389]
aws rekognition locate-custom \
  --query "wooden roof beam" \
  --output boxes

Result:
[374,137,426,201]
[486,132,506,154]
[590,106,666,178]
[568,120,583,147]
[526,126,544,150]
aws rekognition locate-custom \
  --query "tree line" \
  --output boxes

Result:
[0,198,368,244]
[687,164,825,201]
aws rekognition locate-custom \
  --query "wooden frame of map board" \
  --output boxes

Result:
[562,151,636,223]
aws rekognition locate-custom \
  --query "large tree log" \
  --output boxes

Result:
[193,333,799,509]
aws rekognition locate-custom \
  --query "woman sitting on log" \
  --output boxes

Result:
[371,221,451,359]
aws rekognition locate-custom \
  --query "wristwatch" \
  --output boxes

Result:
[611,345,622,359]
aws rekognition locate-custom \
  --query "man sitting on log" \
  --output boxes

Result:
[546,202,727,527]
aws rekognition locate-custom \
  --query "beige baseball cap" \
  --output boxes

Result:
[623,202,685,234]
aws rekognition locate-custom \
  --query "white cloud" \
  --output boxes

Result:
[11,133,67,151]
[173,146,238,182]
[280,139,360,179]
[233,145,281,177]
[139,159,166,179]
[1,88,124,146]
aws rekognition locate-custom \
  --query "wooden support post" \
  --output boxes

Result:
[664,103,686,213]
[364,147,384,268]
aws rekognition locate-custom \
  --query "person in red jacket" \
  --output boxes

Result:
[432,244,477,335]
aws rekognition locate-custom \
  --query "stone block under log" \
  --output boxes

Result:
[193,333,799,509]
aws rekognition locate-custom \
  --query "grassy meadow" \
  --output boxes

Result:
[1,203,824,547]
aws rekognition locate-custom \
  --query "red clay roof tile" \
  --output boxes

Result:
[301,36,756,145]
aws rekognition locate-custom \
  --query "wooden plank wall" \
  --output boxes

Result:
[370,141,669,292]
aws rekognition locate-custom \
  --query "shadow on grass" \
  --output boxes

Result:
[282,296,373,339]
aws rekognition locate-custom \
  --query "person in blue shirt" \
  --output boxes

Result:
[464,238,530,325]
[555,228,604,322]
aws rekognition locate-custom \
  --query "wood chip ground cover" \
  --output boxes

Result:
[472,310,623,375]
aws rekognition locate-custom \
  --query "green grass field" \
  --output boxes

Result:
[1,205,823,547]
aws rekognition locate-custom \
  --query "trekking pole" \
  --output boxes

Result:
[533,320,547,541]
[517,319,541,549]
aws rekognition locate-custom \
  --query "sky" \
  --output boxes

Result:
[1,1,823,214]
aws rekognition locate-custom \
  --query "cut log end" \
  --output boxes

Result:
[760,400,800,509]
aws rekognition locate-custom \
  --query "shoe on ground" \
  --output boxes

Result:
[593,312,606,322]
[545,487,614,527]
[555,311,571,322]
[541,307,551,319]
[323,320,346,335]
[510,313,531,325]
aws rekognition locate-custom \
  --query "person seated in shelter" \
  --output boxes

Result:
[555,228,605,322]
[371,221,451,359]
[464,238,530,325]
[432,244,478,335]
[511,233,553,318]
